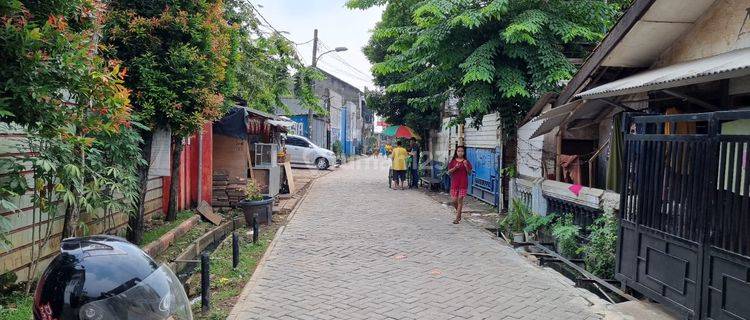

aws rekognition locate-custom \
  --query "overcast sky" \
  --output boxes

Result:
[252,0,383,91]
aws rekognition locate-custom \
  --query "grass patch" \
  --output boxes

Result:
[0,291,33,320]
[152,221,214,265]
[191,223,279,320]
[141,210,195,246]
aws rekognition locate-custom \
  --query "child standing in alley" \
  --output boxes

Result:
[447,146,472,224]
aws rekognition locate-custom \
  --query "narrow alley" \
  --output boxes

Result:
[229,158,608,320]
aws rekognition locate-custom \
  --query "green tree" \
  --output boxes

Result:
[349,0,629,137]
[222,0,321,114]
[102,0,233,242]
[0,0,139,285]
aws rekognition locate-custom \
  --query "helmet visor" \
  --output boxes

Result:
[78,264,192,320]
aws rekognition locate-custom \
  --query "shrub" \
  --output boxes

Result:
[582,210,618,279]
[500,198,531,234]
[524,213,556,234]
[332,141,343,156]
[552,213,581,258]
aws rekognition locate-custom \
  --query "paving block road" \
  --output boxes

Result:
[229,157,609,320]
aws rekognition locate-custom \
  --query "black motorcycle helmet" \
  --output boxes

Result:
[34,235,192,320]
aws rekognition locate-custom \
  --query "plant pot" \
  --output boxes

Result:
[512,232,525,244]
[239,196,274,226]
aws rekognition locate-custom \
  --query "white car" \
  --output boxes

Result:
[285,135,336,170]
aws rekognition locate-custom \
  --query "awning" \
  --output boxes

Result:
[528,100,583,139]
[577,47,750,99]
[267,120,295,128]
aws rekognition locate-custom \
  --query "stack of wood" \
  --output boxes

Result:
[212,173,247,208]
[225,180,247,206]
[212,174,230,207]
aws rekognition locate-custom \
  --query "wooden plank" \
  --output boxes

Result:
[0,136,30,155]
[196,201,221,225]
[145,187,163,202]
[283,161,295,194]
[144,198,163,216]
[146,178,162,191]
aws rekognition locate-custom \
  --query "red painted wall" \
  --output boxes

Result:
[162,123,213,212]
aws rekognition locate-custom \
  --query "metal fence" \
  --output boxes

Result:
[617,110,750,320]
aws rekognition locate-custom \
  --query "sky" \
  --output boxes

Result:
[252,0,384,91]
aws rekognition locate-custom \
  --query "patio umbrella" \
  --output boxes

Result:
[383,125,421,139]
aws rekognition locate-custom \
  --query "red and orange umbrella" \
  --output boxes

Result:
[383,125,421,139]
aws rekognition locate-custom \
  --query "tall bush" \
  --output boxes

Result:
[0,0,138,285]
[582,210,618,279]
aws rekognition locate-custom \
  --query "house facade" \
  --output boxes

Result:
[278,70,371,156]
[512,1,750,318]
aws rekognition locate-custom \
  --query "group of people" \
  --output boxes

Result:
[385,138,472,224]
[388,138,421,190]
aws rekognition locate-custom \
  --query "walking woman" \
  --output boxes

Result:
[447,146,472,224]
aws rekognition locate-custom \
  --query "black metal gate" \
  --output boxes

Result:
[617,111,750,319]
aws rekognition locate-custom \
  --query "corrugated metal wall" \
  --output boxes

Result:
[289,115,326,147]
[433,118,458,163]
[464,114,502,149]
[0,123,163,282]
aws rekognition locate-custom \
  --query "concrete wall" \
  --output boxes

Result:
[517,121,544,178]
[657,0,750,66]
[315,73,361,105]
[510,177,620,216]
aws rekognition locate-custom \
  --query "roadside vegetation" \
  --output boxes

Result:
[191,224,280,320]
[141,210,196,247]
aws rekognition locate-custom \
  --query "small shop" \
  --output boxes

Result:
[212,107,291,208]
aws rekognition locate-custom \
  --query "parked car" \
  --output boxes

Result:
[285,134,336,170]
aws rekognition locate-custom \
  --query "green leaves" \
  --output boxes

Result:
[460,39,501,84]
[103,0,232,137]
[355,0,623,137]
[502,9,548,45]
[582,210,618,278]
[496,66,530,98]
[552,213,582,258]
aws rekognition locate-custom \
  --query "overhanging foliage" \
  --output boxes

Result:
[350,0,630,137]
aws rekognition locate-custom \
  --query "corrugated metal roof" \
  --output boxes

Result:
[528,101,583,139]
[276,97,308,116]
[578,47,750,99]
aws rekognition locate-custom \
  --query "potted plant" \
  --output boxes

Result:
[238,180,274,226]
[499,198,531,243]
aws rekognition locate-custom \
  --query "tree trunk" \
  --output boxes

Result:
[62,147,85,238]
[166,137,183,221]
[61,204,75,239]
[127,132,153,245]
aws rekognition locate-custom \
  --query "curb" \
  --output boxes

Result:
[142,215,201,257]
[226,168,326,319]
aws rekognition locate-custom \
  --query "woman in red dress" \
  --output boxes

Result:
[447,146,472,224]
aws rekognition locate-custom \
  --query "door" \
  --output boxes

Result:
[465,147,501,206]
[285,136,306,165]
[298,137,316,164]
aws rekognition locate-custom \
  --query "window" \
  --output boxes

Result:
[286,137,309,148]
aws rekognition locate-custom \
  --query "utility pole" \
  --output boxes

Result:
[308,29,318,140]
